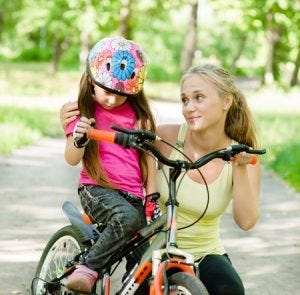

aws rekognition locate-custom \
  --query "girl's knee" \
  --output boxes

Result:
[112,205,142,232]
[124,208,142,229]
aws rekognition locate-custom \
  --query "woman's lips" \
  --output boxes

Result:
[187,116,200,122]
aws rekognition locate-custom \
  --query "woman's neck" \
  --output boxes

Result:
[188,127,231,154]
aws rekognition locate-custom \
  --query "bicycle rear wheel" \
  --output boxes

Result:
[32,225,88,295]
[167,272,208,295]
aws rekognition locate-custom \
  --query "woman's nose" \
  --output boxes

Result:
[185,100,196,111]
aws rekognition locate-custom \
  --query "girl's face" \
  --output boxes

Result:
[94,85,127,110]
[181,74,231,132]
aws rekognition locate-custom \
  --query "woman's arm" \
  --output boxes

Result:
[145,153,157,195]
[60,101,79,131]
[155,124,180,165]
[231,153,261,230]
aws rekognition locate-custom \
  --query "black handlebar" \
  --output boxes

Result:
[111,124,158,141]
[108,125,266,170]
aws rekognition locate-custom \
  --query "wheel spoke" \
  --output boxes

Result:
[32,226,85,294]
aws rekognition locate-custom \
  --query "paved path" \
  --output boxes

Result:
[0,100,299,294]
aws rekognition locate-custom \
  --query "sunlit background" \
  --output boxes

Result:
[0,1,299,294]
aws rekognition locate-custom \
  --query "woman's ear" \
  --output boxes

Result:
[223,94,233,110]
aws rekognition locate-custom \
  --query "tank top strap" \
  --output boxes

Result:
[169,123,188,160]
[175,123,188,150]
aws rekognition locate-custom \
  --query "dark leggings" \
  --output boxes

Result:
[197,254,245,295]
[78,185,147,271]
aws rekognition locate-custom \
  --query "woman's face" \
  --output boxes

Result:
[181,74,230,132]
[94,85,127,110]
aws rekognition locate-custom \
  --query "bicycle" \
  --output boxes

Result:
[31,125,266,295]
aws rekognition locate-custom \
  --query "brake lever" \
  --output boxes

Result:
[220,144,266,161]
[111,124,158,141]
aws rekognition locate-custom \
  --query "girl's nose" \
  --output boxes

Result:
[107,94,117,105]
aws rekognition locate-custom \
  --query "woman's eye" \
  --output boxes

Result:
[181,97,188,104]
[195,95,204,101]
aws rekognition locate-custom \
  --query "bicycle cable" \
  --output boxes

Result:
[159,139,210,231]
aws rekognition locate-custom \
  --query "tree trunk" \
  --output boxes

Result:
[80,30,90,72]
[118,0,132,39]
[79,1,93,71]
[290,46,300,87]
[49,35,70,75]
[231,34,247,74]
[180,0,198,75]
[264,11,282,85]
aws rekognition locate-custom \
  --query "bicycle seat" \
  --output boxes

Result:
[62,201,100,242]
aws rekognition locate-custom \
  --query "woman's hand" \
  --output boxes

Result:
[231,153,261,230]
[60,101,80,131]
[230,152,257,166]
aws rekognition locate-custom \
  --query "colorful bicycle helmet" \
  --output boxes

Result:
[87,36,147,96]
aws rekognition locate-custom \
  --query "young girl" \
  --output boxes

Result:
[155,64,262,294]
[64,36,156,293]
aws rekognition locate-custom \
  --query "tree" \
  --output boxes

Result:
[180,0,198,74]
[290,47,300,86]
[118,0,133,38]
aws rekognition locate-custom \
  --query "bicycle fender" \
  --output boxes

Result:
[62,201,100,241]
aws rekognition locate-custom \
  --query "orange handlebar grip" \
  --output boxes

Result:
[87,129,115,143]
[249,155,258,165]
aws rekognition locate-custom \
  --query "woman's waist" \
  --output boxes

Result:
[177,233,225,260]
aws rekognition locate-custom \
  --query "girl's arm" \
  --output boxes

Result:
[64,116,94,166]
[65,135,85,166]
[231,153,261,230]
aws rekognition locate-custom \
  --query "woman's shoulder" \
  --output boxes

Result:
[155,124,182,160]
[157,124,181,142]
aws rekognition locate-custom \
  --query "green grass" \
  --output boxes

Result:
[0,105,62,155]
[255,113,300,192]
[0,61,80,97]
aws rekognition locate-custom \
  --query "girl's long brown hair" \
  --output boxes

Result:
[181,64,258,148]
[77,72,156,189]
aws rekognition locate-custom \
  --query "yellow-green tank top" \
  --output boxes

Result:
[156,123,233,259]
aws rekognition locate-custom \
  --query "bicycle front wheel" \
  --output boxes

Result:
[32,225,88,295]
[167,272,208,295]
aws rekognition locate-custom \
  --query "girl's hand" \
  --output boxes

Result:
[60,101,80,131]
[73,117,95,148]
[230,152,258,166]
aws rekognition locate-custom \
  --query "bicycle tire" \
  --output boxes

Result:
[167,272,208,295]
[32,225,87,295]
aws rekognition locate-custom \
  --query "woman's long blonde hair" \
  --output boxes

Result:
[77,72,156,189]
[181,64,258,148]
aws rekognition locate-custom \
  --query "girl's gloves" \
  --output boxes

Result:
[145,192,161,224]
[73,117,95,148]
[73,122,89,148]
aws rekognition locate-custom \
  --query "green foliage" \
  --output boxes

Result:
[17,47,52,62]
[58,45,80,70]
[1,0,299,86]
